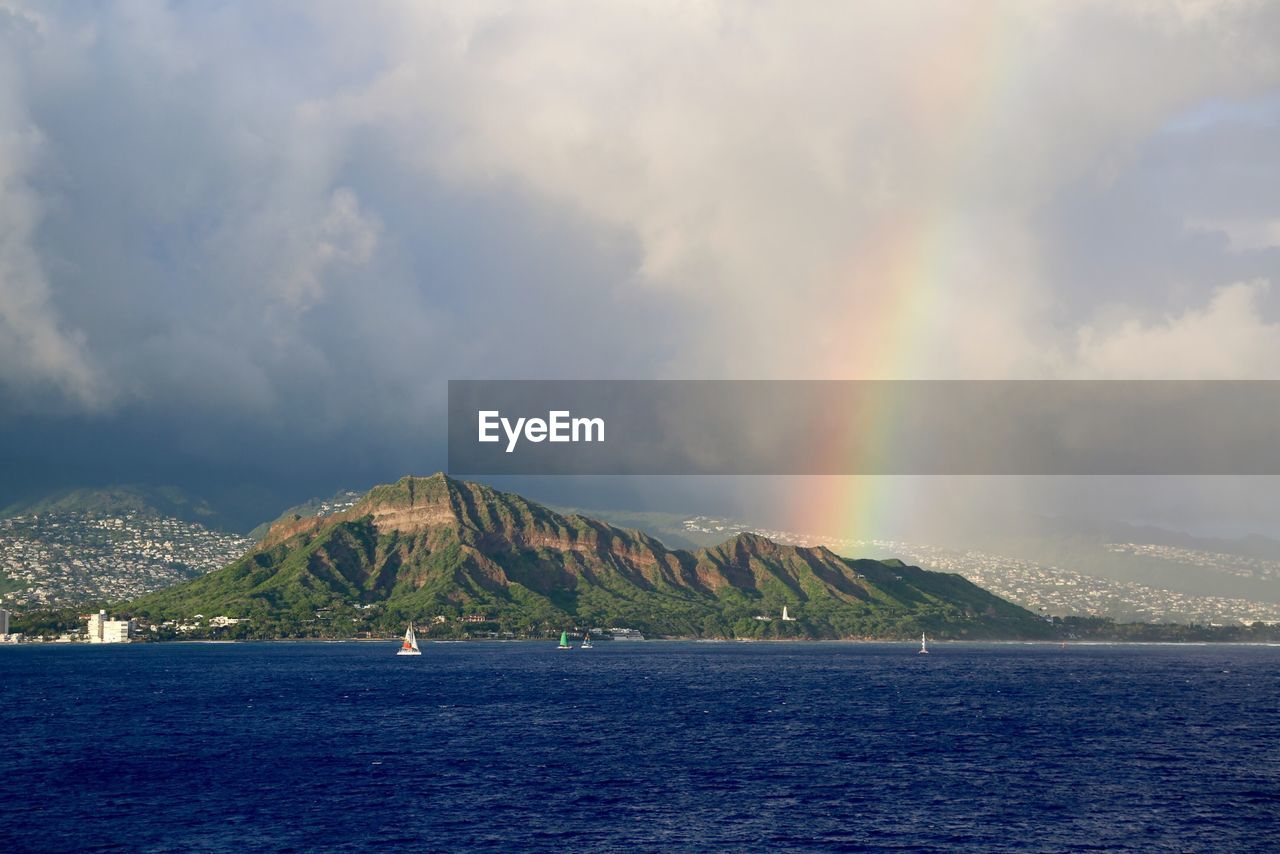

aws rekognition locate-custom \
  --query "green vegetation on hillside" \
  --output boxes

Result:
[0,570,24,596]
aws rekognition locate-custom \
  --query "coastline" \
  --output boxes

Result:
[8,637,1280,647]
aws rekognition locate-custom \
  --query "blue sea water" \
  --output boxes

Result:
[2,641,1278,852]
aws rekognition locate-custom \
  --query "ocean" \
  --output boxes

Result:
[2,641,1278,851]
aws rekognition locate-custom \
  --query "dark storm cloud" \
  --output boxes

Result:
[0,2,680,509]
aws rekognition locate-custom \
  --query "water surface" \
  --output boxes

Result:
[3,641,1277,851]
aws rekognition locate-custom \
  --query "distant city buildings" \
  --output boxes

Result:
[0,511,254,607]
[311,492,363,518]
[686,517,1280,626]
[1103,542,1280,582]
[863,540,1280,626]
[86,610,134,643]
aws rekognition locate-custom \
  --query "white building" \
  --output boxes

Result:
[86,610,134,643]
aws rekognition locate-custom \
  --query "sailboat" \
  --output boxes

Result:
[918,632,929,654]
[397,623,422,656]
[580,632,593,649]
[558,630,572,650]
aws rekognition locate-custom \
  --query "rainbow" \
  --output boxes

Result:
[785,5,1019,547]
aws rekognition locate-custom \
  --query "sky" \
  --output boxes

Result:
[2,1,1280,536]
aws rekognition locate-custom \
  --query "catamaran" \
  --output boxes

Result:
[397,623,422,656]
[918,632,929,655]
[558,630,572,650]
[580,632,593,649]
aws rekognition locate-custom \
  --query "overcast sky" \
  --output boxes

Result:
[2,2,1279,535]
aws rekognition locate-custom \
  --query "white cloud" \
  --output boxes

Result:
[334,1,1280,378]
[1070,280,1280,379]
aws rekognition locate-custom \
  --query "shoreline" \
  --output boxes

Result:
[8,637,1280,647]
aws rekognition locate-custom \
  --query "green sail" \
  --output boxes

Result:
[559,631,569,647]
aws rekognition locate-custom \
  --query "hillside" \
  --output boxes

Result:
[130,474,1052,640]
[246,490,365,541]
[0,511,255,608]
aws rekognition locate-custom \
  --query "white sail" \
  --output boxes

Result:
[919,632,929,654]
[397,622,422,655]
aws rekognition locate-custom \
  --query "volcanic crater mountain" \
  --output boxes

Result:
[132,474,1049,638]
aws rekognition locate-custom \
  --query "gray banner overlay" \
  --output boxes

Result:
[447,380,1280,475]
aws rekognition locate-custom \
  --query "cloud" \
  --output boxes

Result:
[347,1,1280,379]
[0,1,1279,532]
[4,2,1279,403]
[1186,217,1280,252]
[0,7,101,410]
[1070,280,1280,379]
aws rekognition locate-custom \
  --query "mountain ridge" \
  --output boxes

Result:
[131,474,1052,639]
